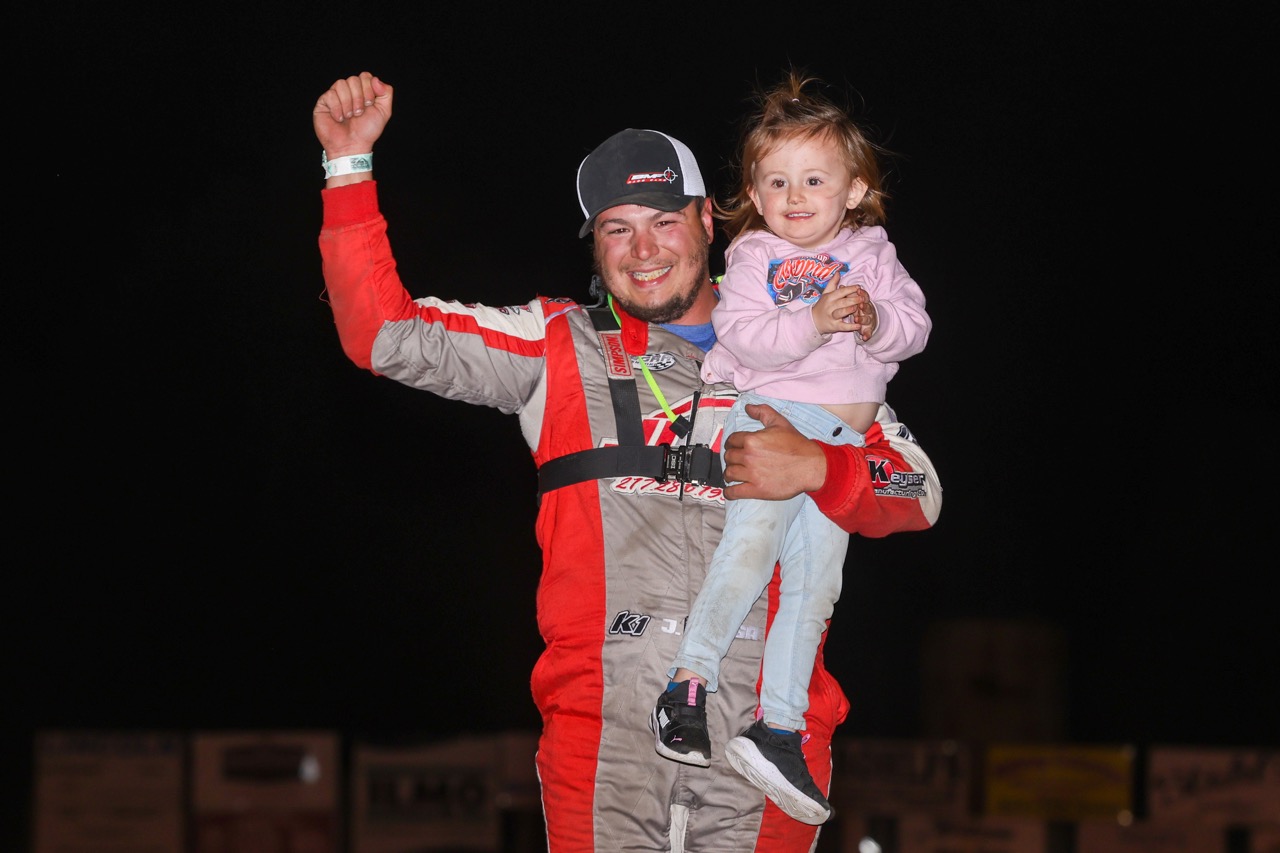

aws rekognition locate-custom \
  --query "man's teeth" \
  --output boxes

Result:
[632,267,672,282]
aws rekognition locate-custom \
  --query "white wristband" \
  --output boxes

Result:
[321,151,373,179]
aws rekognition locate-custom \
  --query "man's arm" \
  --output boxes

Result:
[314,72,548,412]
[722,403,941,536]
[722,404,827,497]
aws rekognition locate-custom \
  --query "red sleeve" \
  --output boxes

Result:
[317,181,419,372]
[321,179,381,228]
[809,420,942,537]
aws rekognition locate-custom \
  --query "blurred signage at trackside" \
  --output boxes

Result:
[897,814,1047,853]
[1075,818,1228,852]
[31,731,1280,852]
[830,737,971,818]
[984,743,1135,821]
[349,730,539,853]
[33,730,184,853]
[1146,746,1280,826]
[191,730,340,853]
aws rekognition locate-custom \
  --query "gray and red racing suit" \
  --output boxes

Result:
[319,181,942,853]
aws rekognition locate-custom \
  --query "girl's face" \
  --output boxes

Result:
[747,134,868,250]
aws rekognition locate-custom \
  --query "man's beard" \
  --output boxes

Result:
[593,239,710,324]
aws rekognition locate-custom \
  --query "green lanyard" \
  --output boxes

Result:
[609,295,694,438]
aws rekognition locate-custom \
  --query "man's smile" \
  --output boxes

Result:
[630,266,673,283]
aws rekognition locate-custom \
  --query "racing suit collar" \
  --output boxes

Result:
[612,301,650,355]
[610,280,721,355]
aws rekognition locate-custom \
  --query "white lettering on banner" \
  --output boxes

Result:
[365,767,489,821]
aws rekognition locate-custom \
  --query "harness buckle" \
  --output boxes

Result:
[659,444,714,486]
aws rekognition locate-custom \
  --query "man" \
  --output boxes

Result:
[314,71,941,853]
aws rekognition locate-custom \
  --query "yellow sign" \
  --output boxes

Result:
[984,743,1134,821]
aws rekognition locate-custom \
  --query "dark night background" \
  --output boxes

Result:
[14,3,1276,848]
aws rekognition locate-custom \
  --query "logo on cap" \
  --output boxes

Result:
[627,168,679,186]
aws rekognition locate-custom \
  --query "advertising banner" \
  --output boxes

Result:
[898,814,1046,853]
[33,730,185,853]
[831,737,971,818]
[983,743,1134,821]
[191,729,340,853]
[351,730,539,853]
[1147,747,1280,826]
[1076,818,1226,852]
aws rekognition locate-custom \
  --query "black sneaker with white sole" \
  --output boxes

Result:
[725,719,832,825]
[650,679,711,767]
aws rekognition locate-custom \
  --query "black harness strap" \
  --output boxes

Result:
[590,307,645,446]
[538,444,722,494]
[536,306,723,496]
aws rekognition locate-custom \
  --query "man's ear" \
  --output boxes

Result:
[699,197,715,242]
[847,178,869,209]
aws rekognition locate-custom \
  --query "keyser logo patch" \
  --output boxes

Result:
[867,455,928,499]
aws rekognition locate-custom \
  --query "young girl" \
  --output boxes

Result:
[650,71,932,825]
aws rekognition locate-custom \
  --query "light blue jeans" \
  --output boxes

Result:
[669,391,861,731]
